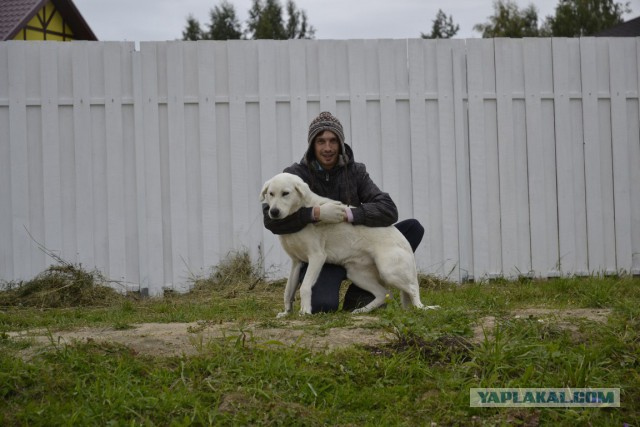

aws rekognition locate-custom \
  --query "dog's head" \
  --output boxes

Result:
[260,173,311,219]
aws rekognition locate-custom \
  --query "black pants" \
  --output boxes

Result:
[298,219,424,313]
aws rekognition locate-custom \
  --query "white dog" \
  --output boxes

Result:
[260,172,439,317]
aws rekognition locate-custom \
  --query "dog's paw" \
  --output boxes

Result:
[422,305,441,310]
[298,307,312,316]
[276,311,290,318]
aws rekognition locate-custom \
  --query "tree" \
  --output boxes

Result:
[184,0,315,41]
[422,9,460,39]
[285,0,316,39]
[207,0,243,40]
[474,0,541,37]
[182,15,204,41]
[543,0,630,36]
[246,0,286,39]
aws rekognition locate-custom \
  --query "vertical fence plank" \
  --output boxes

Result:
[57,44,77,267]
[378,40,401,204]
[553,38,588,275]
[581,37,603,272]
[104,42,127,281]
[8,42,31,279]
[467,39,500,280]
[524,38,559,276]
[451,40,472,282]
[609,38,633,273]
[71,42,95,273]
[227,41,251,251]
[288,40,308,162]
[632,39,640,275]
[257,40,282,276]
[348,40,368,156]
[40,43,63,269]
[131,42,147,290]
[197,42,220,273]
[0,43,12,280]
[495,39,532,278]
[435,41,460,280]
[165,42,189,289]
[408,39,431,274]
[140,42,165,295]
[318,41,337,113]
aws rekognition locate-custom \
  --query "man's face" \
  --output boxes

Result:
[313,130,340,170]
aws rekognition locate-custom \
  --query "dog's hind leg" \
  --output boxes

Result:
[277,260,303,318]
[345,268,388,314]
[401,288,440,310]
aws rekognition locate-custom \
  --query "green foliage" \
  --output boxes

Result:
[207,0,243,40]
[284,0,315,39]
[422,9,460,39]
[182,0,315,41]
[474,0,632,38]
[543,0,630,36]
[474,0,542,38]
[182,14,204,41]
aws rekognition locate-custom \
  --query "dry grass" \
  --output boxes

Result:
[0,263,128,309]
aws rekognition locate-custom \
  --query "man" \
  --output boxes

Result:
[262,111,424,313]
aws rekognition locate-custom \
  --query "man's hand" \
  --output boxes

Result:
[317,202,346,223]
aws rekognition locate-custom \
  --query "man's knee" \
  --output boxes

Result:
[395,218,424,252]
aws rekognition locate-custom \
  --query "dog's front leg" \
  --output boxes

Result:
[298,253,326,315]
[277,260,303,318]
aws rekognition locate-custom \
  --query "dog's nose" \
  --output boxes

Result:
[269,208,280,218]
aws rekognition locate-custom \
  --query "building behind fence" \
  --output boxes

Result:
[1,39,639,295]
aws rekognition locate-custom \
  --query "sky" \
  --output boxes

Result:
[74,0,639,42]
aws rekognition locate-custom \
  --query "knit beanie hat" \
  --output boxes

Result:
[307,111,349,166]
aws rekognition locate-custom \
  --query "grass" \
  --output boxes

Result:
[1,253,639,426]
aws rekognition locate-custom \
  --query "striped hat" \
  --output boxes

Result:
[307,111,349,166]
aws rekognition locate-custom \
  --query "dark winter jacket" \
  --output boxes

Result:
[262,144,398,235]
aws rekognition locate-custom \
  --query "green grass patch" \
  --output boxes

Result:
[1,254,639,425]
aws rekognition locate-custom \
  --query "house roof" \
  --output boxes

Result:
[0,0,97,41]
[596,15,640,37]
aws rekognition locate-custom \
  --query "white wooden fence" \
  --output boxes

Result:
[1,39,639,295]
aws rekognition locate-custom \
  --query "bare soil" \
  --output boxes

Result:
[8,308,611,358]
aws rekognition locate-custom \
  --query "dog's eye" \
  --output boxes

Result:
[282,191,289,197]
[269,192,274,197]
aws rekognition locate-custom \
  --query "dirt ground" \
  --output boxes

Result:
[8,308,611,358]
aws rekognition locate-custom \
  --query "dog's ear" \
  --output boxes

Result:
[294,179,310,199]
[259,180,270,203]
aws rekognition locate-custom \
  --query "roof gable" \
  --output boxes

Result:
[0,0,97,41]
[596,15,640,37]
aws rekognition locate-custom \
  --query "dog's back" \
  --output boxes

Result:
[279,221,416,284]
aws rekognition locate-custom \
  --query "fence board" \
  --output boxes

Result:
[609,38,633,273]
[524,38,559,276]
[71,42,95,272]
[407,39,430,273]
[0,44,11,278]
[553,39,587,275]
[436,41,460,280]
[140,42,165,294]
[496,39,521,277]
[451,40,472,282]
[8,43,31,278]
[197,42,220,274]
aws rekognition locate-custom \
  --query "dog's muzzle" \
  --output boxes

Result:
[269,207,281,219]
